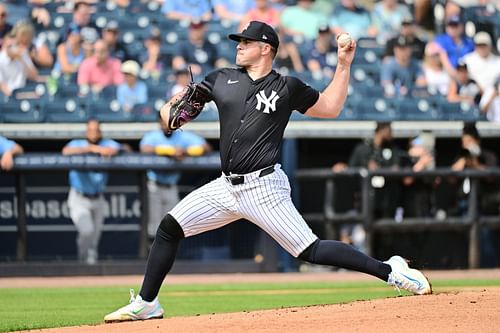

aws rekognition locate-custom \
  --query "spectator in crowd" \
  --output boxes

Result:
[0,34,38,97]
[381,37,426,97]
[450,123,498,266]
[421,42,453,96]
[371,0,412,43]
[53,23,85,75]
[140,115,210,244]
[102,20,131,63]
[280,0,328,41]
[60,1,100,55]
[0,3,13,49]
[333,122,403,217]
[63,2,99,41]
[161,0,212,22]
[433,15,474,68]
[0,135,23,171]
[332,122,403,249]
[169,68,190,98]
[312,0,336,16]
[140,28,170,78]
[214,0,255,23]
[305,25,337,79]
[274,27,305,73]
[172,21,224,76]
[62,119,121,265]
[479,75,500,123]
[239,0,281,31]
[401,131,436,218]
[447,61,482,105]
[384,16,426,60]
[329,0,375,41]
[462,32,500,92]
[117,60,147,112]
[9,20,53,68]
[77,39,124,94]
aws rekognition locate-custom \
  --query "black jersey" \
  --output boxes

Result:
[202,68,319,174]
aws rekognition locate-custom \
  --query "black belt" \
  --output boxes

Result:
[225,165,275,185]
[76,191,102,199]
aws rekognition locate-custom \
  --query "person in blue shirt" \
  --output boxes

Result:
[62,119,121,265]
[433,15,474,68]
[161,0,212,22]
[0,135,23,171]
[381,36,426,97]
[117,60,148,112]
[140,115,210,243]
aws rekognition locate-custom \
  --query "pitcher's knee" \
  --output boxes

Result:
[157,214,185,241]
[298,239,320,262]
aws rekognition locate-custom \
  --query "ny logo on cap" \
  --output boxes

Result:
[256,90,280,114]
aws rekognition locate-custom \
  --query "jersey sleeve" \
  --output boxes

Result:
[286,76,320,114]
[199,69,222,101]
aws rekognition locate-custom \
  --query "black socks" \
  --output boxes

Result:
[140,214,184,302]
[299,239,392,281]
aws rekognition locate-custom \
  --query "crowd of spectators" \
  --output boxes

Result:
[0,0,499,122]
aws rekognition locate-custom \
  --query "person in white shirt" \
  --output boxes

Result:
[0,34,38,96]
[480,76,500,123]
[463,32,500,92]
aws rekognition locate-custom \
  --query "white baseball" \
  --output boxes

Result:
[337,33,352,48]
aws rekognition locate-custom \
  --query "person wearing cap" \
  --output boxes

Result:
[329,0,375,41]
[77,39,124,94]
[450,123,498,267]
[53,22,85,75]
[105,20,432,323]
[172,20,225,76]
[280,0,328,40]
[102,20,131,63]
[305,24,337,79]
[139,115,210,246]
[116,60,147,112]
[161,0,212,22]
[447,61,482,105]
[381,36,426,97]
[371,0,412,43]
[462,32,500,92]
[433,15,474,68]
[384,16,426,60]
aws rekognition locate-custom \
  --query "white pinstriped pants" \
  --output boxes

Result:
[170,164,318,257]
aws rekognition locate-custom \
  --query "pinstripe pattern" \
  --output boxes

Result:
[170,164,318,257]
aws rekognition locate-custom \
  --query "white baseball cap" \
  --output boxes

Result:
[473,31,492,46]
[121,60,140,76]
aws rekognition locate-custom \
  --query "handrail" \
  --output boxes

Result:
[295,167,500,268]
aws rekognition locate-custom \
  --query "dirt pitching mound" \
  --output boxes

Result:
[20,288,500,333]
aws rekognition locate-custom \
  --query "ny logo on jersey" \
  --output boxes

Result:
[255,90,280,114]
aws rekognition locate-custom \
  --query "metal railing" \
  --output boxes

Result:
[8,153,221,262]
[295,168,500,268]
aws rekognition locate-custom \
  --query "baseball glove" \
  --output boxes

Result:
[167,81,212,131]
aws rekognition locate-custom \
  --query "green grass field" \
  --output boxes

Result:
[1,279,499,332]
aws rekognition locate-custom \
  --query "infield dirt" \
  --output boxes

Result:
[8,270,500,333]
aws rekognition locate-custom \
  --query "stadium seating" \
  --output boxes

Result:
[44,98,90,123]
[2,99,45,123]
